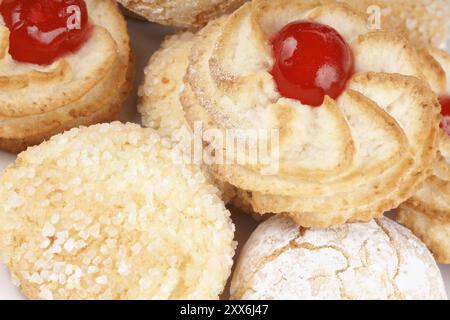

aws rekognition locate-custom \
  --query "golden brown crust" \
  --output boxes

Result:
[0,0,132,153]
[340,0,450,48]
[0,98,120,153]
[139,0,442,228]
[117,0,248,28]
[182,1,439,227]
[397,48,450,264]
[397,207,450,264]
[137,32,247,209]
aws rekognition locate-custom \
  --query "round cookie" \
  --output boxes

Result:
[0,122,236,300]
[117,0,247,28]
[230,216,447,300]
[138,0,442,228]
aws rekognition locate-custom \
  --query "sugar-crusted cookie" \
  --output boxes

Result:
[397,48,450,264]
[0,0,132,153]
[230,216,447,300]
[139,32,195,137]
[139,0,441,228]
[138,32,240,205]
[117,0,247,28]
[0,122,236,299]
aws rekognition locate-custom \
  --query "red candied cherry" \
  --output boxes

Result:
[439,95,450,136]
[270,20,354,107]
[0,0,91,65]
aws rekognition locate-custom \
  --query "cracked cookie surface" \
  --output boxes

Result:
[230,216,447,300]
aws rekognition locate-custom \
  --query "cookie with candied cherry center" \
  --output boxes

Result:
[0,0,132,153]
[139,0,441,228]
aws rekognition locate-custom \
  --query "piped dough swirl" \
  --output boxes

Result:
[398,48,450,264]
[0,0,132,152]
[140,0,443,227]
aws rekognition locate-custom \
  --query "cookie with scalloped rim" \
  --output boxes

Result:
[180,0,441,227]
[138,0,443,227]
[341,0,450,48]
[0,0,132,153]
[398,47,450,264]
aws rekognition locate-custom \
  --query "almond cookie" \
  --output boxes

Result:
[341,0,450,48]
[0,0,132,153]
[398,48,450,264]
[117,0,247,28]
[139,0,441,228]
[138,32,240,204]
[230,216,447,300]
[0,122,236,300]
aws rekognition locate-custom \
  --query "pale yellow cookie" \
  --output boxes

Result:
[0,122,236,300]
[340,0,450,48]
[0,0,132,153]
[117,0,247,28]
[398,48,450,264]
[138,32,240,205]
[230,216,447,300]
[397,207,450,264]
[139,0,441,228]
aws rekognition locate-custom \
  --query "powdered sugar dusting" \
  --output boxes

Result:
[231,216,447,300]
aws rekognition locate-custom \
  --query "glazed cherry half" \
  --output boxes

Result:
[270,20,354,107]
[439,95,450,136]
[0,0,91,65]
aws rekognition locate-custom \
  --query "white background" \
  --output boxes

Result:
[0,18,448,300]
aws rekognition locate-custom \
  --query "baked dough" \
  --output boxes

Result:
[230,216,447,300]
[138,32,240,204]
[139,0,441,228]
[0,122,236,300]
[341,0,450,48]
[398,48,450,264]
[117,0,248,28]
[0,0,132,153]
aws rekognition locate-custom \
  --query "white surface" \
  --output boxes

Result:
[0,18,448,300]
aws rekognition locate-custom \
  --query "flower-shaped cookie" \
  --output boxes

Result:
[0,0,132,152]
[341,0,450,48]
[140,0,441,227]
[398,48,450,264]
